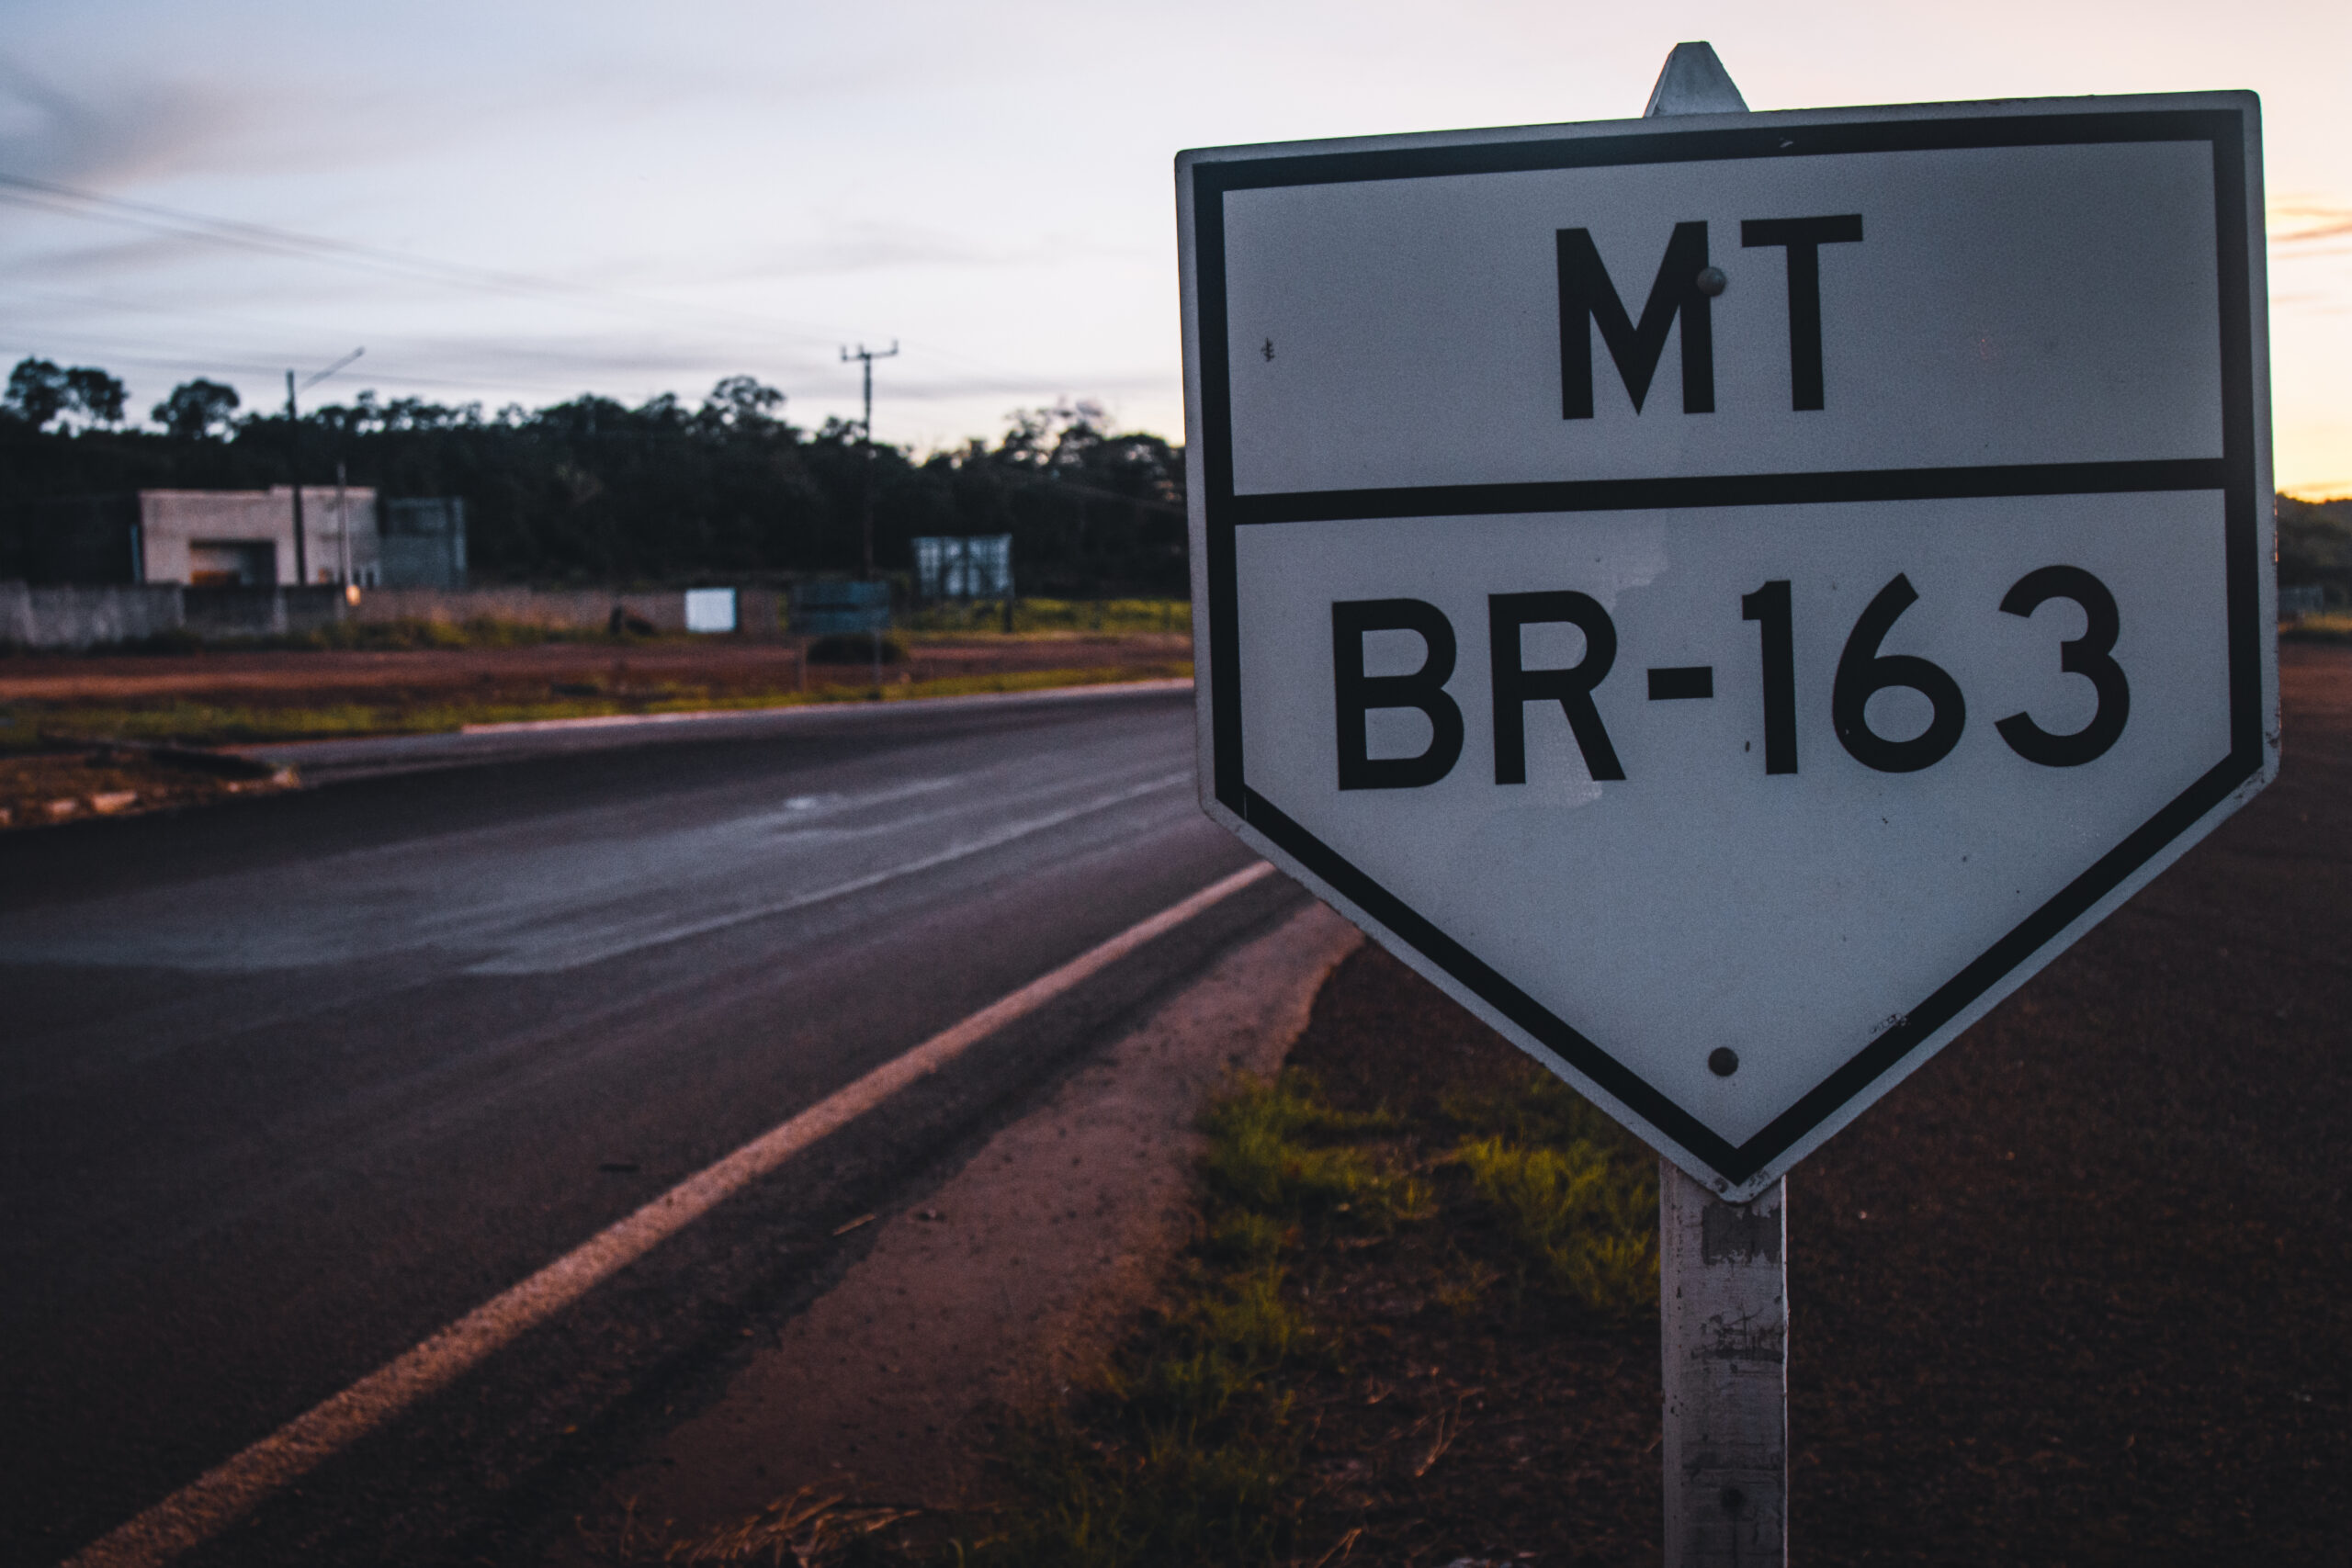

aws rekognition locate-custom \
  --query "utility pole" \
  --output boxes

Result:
[841,342,899,696]
[285,371,307,586]
[840,342,898,580]
[335,460,352,590]
[284,348,364,588]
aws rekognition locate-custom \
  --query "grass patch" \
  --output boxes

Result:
[1200,1072,1421,1227]
[0,664,1189,752]
[930,1072,1403,1567]
[806,632,910,664]
[304,615,635,650]
[8,616,659,657]
[2284,612,2352,643]
[583,1486,912,1566]
[0,745,292,829]
[900,599,1190,636]
[1454,1138,1656,1314]
[909,1063,1650,1567]
[1442,1073,1657,1314]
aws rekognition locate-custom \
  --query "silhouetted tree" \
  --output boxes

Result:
[4,359,69,430]
[152,379,243,439]
[5,358,129,430]
[62,367,127,426]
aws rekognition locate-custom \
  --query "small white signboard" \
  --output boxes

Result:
[1179,93,2276,1199]
[684,587,738,635]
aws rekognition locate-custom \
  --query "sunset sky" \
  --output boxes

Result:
[4,0,2346,493]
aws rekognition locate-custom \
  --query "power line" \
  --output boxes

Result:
[0,172,1152,438]
[0,169,847,351]
[0,171,1103,398]
[296,347,365,394]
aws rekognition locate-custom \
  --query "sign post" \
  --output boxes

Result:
[1662,1167,1785,1564]
[1177,43,2274,1565]
[1644,47,1788,1566]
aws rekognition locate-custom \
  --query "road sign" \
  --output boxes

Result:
[1178,91,2276,1200]
[792,580,891,637]
[914,534,1015,601]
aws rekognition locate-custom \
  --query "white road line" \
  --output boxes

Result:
[463,767,1194,974]
[61,858,1276,1568]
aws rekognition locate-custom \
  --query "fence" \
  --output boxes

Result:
[0,582,785,649]
[0,583,185,649]
[789,581,891,637]
[351,586,781,637]
[2281,583,2328,621]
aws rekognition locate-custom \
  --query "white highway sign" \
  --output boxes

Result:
[1179,93,2277,1199]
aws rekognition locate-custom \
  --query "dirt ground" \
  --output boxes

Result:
[557,904,1363,1562]
[1784,642,2352,1562]
[1255,640,2352,1564]
[698,639,2346,1567]
[0,633,1191,708]
[0,745,294,829]
[0,631,1191,820]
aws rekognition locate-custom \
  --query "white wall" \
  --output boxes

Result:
[137,488,381,586]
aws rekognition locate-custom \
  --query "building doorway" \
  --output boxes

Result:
[187,540,277,587]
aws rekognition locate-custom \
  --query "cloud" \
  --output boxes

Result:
[0,56,245,188]
[0,226,243,281]
[752,224,1029,278]
[726,220,1125,282]
[2269,199,2352,247]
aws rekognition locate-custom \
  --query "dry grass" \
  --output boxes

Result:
[581,1487,914,1567]
[875,1067,1650,1567]
[0,663,1189,751]
[616,1053,1660,1568]
[0,745,294,829]
[900,599,1190,636]
[2284,612,2352,642]
[1441,1073,1657,1314]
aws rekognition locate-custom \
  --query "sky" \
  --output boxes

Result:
[2,0,2347,495]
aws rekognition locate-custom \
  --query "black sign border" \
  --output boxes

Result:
[1191,107,2262,1187]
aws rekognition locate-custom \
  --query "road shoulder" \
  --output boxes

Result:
[559,899,1362,1546]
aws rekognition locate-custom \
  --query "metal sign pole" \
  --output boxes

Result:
[1662,1163,1787,1565]
[1635,46,1786,1567]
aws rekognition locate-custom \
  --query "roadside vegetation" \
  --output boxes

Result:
[0,599,1191,659]
[901,599,1191,637]
[0,741,293,829]
[583,985,1660,1568]
[2278,494,2352,615]
[2284,612,2352,643]
[845,1003,1658,1567]
[934,1076,1427,1567]
[242,616,621,652]
[0,661,1188,760]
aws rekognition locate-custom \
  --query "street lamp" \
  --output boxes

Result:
[284,347,363,585]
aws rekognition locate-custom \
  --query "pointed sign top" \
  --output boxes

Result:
[1644,41,1748,118]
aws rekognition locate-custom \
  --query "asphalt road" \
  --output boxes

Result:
[0,685,1285,1568]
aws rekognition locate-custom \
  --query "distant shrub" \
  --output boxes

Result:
[806,632,907,664]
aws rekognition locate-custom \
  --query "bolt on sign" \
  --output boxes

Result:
[1178,92,2276,1201]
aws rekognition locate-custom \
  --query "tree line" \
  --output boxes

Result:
[10,354,2344,607]
[0,356,1187,594]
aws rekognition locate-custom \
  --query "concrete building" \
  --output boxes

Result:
[135,487,381,587]
[379,498,468,589]
[3,488,466,589]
